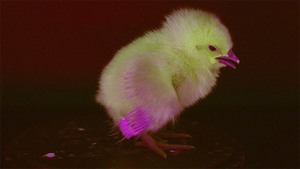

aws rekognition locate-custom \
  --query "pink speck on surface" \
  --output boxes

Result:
[77,128,85,131]
[43,153,55,158]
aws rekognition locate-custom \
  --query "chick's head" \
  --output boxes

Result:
[162,9,239,71]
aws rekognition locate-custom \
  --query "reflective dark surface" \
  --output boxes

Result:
[2,1,299,168]
[3,113,244,168]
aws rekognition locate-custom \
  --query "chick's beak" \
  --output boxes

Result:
[216,49,240,69]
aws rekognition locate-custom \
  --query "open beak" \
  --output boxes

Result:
[216,49,240,69]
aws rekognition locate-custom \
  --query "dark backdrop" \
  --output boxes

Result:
[2,1,299,168]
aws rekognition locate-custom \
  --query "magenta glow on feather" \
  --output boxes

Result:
[119,107,151,139]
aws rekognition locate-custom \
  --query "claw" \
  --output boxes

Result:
[141,133,167,159]
[136,132,194,159]
[158,133,192,139]
[157,143,195,150]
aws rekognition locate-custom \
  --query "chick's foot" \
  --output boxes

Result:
[157,132,192,139]
[135,132,194,159]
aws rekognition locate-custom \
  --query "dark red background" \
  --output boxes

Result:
[2,1,299,168]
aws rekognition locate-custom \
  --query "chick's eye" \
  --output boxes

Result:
[208,45,217,52]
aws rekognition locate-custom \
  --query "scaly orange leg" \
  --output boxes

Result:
[135,132,194,159]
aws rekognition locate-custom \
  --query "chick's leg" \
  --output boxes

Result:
[138,133,167,159]
[136,132,194,159]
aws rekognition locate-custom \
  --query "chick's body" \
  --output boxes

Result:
[98,32,182,132]
[97,9,234,135]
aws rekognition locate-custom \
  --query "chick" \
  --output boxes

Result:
[96,8,239,158]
